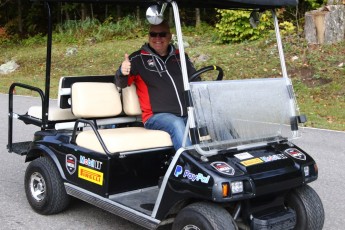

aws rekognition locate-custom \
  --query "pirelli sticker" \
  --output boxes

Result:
[241,158,263,166]
[78,166,103,186]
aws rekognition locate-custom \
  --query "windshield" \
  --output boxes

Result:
[190,77,300,151]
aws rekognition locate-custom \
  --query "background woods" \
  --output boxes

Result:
[0,0,331,42]
[0,0,344,131]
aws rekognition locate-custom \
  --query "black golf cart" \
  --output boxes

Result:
[8,0,325,229]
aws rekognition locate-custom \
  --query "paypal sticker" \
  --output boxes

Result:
[174,165,210,184]
[174,165,183,177]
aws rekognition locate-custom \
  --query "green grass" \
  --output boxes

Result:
[0,34,344,131]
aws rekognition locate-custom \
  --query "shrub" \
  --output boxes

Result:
[215,10,273,43]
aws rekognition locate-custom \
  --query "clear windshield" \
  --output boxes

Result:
[190,77,300,151]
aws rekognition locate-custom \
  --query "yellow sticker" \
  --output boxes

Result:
[241,158,263,166]
[78,166,103,186]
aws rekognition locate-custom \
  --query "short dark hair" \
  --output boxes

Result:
[149,20,171,33]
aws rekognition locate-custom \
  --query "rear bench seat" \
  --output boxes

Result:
[27,106,77,121]
[72,82,173,154]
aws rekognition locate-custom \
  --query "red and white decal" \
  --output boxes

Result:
[66,154,77,175]
[285,148,306,161]
[211,162,235,176]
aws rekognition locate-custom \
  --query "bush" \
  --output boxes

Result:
[216,9,297,43]
[216,10,273,43]
[54,15,148,43]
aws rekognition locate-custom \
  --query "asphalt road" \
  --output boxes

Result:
[1,94,344,230]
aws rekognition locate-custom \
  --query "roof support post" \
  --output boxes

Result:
[42,1,53,130]
[171,1,198,147]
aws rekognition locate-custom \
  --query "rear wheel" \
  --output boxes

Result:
[25,157,70,215]
[172,202,237,230]
[285,185,324,230]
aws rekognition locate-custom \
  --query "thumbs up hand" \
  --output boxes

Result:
[121,54,131,75]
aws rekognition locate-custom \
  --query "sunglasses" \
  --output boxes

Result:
[149,32,168,38]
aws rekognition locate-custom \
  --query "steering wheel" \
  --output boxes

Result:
[189,65,224,82]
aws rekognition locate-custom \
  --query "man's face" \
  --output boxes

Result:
[148,24,172,56]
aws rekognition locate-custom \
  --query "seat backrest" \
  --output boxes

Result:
[58,75,115,109]
[121,84,142,116]
[71,82,122,118]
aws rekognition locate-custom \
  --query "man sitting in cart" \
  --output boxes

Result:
[115,20,196,151]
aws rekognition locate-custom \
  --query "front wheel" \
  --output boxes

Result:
[285,185,324,230]
[25,157,70,215]
[172,202,237,230]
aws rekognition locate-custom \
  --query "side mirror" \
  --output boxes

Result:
[249,11,260,28]
[146,3,167,25]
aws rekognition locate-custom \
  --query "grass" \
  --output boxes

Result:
[0,33,344,131]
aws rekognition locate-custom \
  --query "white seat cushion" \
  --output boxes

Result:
[72,82,122,118]
[122,84,142,115]
[28,105,77,121]
[76,127,173,154]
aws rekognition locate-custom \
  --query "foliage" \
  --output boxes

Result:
[1,34,344,130]
[304,0,327,9]
[54,15,148,43]
[215,10,273,43]
[216,9,298,43]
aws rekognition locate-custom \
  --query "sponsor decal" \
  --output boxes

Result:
[174,165,183,177]
[234,152,253,160]
[285,148,306,161]
[240,158,263,166]
[174,165,210,184]
[210,162,235,176]
[260,154,287,162]
[78,166,103,186]
[80,155,103,170]
[147,59,155,67]
[277,153,288,159]
[66,154,77,175]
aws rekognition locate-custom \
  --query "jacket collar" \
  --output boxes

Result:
[140,43,179,57]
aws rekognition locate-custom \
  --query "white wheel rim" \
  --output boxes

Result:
[29,172,46,201]
[182,225,200,230]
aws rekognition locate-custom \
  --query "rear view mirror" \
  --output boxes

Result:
[146,3,167,25]
[249,11,260,28]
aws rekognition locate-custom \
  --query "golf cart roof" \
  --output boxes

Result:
[40,0,298,9]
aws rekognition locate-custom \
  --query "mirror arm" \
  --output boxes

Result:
[159,3,168,16]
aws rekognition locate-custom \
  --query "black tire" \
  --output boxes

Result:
[285,185,324,230]
[24,157,70,215]
[172,202,237,230]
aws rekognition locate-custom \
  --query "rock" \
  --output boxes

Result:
[0,60,19,74]
[66,47,78,56]
[327,0,345,5]
[171,34,191,48]
[196,54,210,62]
[305,5,345,44]
[291,56,299,61]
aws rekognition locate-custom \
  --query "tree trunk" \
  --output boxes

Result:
[17,0,23,35]
[116,5,121,21]
[169,7,173,26]
[81,3,88,20]
[90,4,94,19]
[305,5,345,44]
[136,6,140,24]
[195,8,201,27]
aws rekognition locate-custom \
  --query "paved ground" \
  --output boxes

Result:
[0,94,344,229]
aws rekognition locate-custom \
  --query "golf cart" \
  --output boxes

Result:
[8,0,325,229]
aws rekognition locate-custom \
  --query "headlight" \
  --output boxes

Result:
[303,166,310,177]
[231,181,243,194]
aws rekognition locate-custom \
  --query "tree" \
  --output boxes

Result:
[195,8,201,27]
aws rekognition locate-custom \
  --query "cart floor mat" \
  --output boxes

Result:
[110,186,159,215]
[8,141,31,155]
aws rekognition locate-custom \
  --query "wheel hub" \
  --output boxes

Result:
[30,172,46,202]
[182,225,200,230]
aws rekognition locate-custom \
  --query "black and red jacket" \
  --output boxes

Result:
[115,43,196,123]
